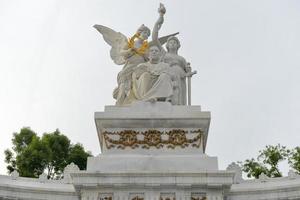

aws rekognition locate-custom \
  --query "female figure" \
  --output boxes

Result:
[115,25,151,105]
[94,24,151,106]
[162,37,187,105]
[152,8,188,105]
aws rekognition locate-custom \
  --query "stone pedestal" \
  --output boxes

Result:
[71,102,234,200]
[94,102,210,154]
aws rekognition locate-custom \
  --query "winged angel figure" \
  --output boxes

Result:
[94,4,178,105]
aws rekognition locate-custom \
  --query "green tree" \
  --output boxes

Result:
[4,127,38,174]
[16,136,49,177]
[240,144,289,178]
[67,143,91,170]
[288,147,300,174]
[241,158,268,179]
[4,149,16,174]
[4,127,92,179]
[12,127,37,153]
[42,130,71,178]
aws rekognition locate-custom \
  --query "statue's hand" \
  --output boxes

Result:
[158,3,166,16]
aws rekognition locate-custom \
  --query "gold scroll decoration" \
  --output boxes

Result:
[99,197,112,200]
[160,197,176,200]
[103,129,203,149]
[191,197,207,200]
[132,196,144,200]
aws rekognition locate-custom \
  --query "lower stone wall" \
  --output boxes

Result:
[0,175,78,200]
[1,172,300,200]
[227,173,300,200]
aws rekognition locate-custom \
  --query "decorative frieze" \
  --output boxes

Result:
[160,192,176,200]
[191,193,206,200]
[88,192,210,200]
[191,197,207,200]
[103,129,203,149]
[129,193,144,200]
[98,193,113,200]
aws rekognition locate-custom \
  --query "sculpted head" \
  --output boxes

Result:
[137,24,151,40]
[166,36,181,53]
[149,45,161,62]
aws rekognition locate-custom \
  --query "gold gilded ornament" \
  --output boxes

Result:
[132,196,144,200]
[99,197,112,200]
[191,197,207,200]
[103,129,203,149]
[142,130,163,149]
[160,197,175,200]
[127,33,149,55]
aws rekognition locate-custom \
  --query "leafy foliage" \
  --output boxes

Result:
[240,144,290,178]
[4,127,92,179]
[258,144,290,177]
[12,127,37,153]
[16,136,49,177]
[42,130,71,178]
[67,143,91,170]
[241,158,268,179]
[289,147,300,174]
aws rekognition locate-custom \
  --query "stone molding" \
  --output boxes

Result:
[0,174,77,200]
[228,175,300,200]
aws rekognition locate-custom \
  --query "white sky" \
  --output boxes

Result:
[0,0,299,176]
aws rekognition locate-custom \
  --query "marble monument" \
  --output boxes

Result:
[1,3,300,200]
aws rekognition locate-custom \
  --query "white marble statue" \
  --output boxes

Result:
[94,3,197,106]
[152,6,189,105]
[93,24,150,106]
[94,4,177,106]
[132,45,175,102]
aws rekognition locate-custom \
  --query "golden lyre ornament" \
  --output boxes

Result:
[127,33,149,55]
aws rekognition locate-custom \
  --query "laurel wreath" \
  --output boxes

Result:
[127,33,148,55]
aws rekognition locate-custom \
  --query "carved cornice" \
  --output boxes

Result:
[103,129,203,149]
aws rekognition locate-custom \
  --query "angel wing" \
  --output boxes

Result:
[148,32,179,47]
[93,24,128,65]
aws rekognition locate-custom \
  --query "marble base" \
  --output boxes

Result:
[87,154,218,172]
[94,102,211,154]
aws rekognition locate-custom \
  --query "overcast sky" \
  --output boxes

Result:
[0,0,299,176]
